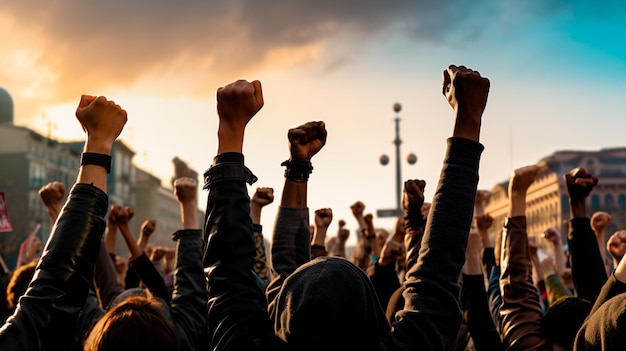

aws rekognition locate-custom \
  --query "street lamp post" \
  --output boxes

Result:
[377,103,416,218]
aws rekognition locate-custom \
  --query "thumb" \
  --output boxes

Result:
[251,80,264,107]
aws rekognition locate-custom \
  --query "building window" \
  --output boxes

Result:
[605,194,615,208]
[619,194,626,209]
[591,194,600,209]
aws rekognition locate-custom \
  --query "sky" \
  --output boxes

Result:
[1,0,626,246]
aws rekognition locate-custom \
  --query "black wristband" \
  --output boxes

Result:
[281,159,313,182]
[81,152,112,173]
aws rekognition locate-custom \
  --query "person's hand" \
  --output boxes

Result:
[314,208,333,229]
[338,219,346,229]
[363,213,375,238]
[402,179,426,217]
[474,190,489,216]
[475,213,494,232]
[379,240,405,267]
[174,177,197,205]
[39,181,66,224]
[607,230,626,263]
[542,227,563,247]
[75,95,127,154]
[111,206,132,226]
[216,80,263,132]
[39,181,66,209]
[141,219,157,238]
[509,165,540,197]
[442,65,490,141]
[150,246,167,262]
[591,211,612,235]
[564,168,598,201]
[251,187,274,208]
[287,121,327,161]
[337,227,350,242]
[539,256,557,278]
[164,247,175,260]
[350,201,365,218]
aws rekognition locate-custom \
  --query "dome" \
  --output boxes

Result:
[0,87,14,124]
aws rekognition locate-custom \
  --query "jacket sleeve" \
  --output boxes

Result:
[461,274,504,351]
[0,183,108,351]
[128,253,170,303]
[499,216,551,351]
[266,207,310,310]
[368,262,401,311]
[380,137,483,351]
[568,217,607,303]
[203,153,274,350]
[253,224,270,286]
[170,229,206,351]
[93,239,124,309]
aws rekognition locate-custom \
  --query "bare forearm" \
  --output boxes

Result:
[119,224,143,259]
[280,179,307,209]
[45,204,62,226]
[312,228,327,246]
[553,243,566,274]
[465,255,483,275]
[569,199,587,219]
[250,204,262,224]
[180,201,199,229]
[105,222,117,254]
[508,194,526,218]
[479,229,491,249]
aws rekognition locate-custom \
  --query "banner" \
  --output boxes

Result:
[16,224,41,267]
[0,191,12,232]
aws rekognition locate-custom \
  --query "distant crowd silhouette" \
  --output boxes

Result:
[0,65,621,350]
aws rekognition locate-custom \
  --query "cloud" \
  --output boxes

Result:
[0,0,577,116]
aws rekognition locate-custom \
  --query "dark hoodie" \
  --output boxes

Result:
[271,257,390,351]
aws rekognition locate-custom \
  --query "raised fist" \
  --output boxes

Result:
[216,79,263,129]
[591,211,612,234]
[252,187,274,207]
[607,230,626,262]
[509,165,539,196]
[314,208,333,229]
[564,168,598,201]
[174,177,197,204]
[75,95,127,151]
[402,179,426,216]
[350,201,365,217]
[287,121,327,161]
[141,219,157,238]
[39,181,66,208]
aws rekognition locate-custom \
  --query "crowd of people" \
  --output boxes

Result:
[0,65,622,350]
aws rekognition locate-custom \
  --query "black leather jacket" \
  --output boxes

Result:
[0,183,108,350]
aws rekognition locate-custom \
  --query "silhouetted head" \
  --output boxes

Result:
[542,296,592,350]
[84,294,178,351]
[271,257,390,351]
[6,260,37,311]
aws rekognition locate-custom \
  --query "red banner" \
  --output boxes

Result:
[0,191,12,232]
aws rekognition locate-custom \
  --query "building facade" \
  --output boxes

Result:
[0,87,203,268]
[484,147,626,253]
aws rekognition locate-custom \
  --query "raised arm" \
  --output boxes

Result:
[591,211,612,275]
[38,181,66,226]
[169,176,206,351]
[250,187,274,285]
[203,79,275,350]
[0,95,126,349]
[382,65,489,350]
[137,218,157,254]
[311,208,332,259]
[565,167,607,302]
[267,121,327,300]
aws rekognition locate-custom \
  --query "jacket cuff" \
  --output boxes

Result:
[504,216,527,232]
[203,152,257,189]
[171,229,202,241]
[447,137,484,169]
[569,217,591,231]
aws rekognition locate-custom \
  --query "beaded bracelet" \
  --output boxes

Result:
[281,159,313,182]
